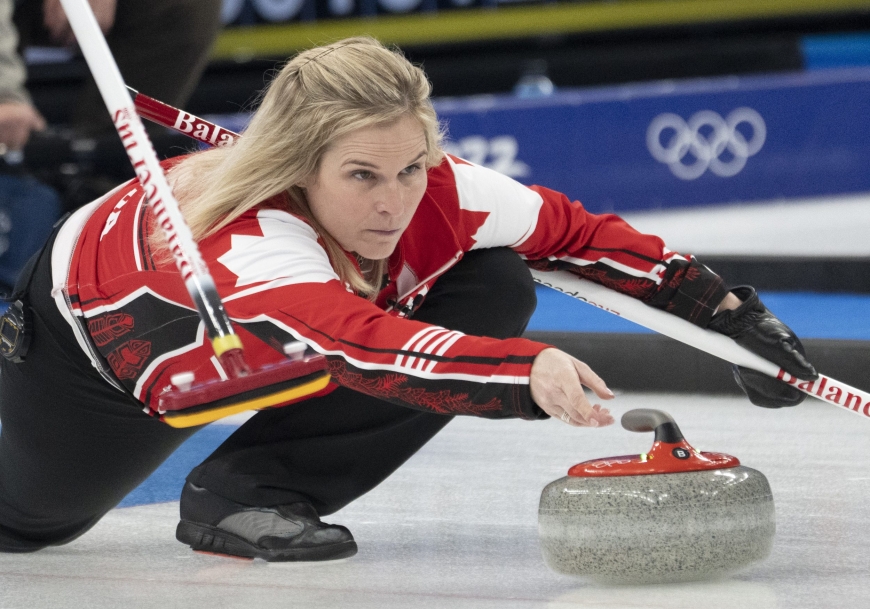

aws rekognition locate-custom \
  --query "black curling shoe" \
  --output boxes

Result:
[176,482,357,561]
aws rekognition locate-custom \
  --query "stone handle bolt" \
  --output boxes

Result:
[621,408,685,444]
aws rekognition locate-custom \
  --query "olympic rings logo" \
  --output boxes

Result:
[646,108,766,180]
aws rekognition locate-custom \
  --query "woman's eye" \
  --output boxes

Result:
[352,170,373,181]
[402,164,421,175]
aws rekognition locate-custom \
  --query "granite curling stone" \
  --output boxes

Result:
[538,408,775,584]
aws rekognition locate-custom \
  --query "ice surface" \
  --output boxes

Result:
[1,393,867,608]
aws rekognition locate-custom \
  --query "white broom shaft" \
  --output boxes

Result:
[57,0,237,344]
[58,0,203,281]
[532,269,870,419]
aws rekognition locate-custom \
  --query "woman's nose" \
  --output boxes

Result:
[376,181,404,215]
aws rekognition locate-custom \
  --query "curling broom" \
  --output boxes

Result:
[57,0,330,427]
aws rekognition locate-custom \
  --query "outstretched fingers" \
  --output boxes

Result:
[555,403,613,428]
[529,348,615,427]
[572,359,615,401]
[558,359,612,426]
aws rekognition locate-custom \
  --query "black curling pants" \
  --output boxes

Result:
[0,247,537,551]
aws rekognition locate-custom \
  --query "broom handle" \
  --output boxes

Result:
[58,0,249,376]
[531,270,870,420]
[129,88,240,147]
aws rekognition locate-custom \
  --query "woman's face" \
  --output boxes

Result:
[302,115,429,260]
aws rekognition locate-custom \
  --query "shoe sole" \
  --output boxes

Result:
[176,520,358,562]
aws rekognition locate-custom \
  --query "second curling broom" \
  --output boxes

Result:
[126,87,870,422]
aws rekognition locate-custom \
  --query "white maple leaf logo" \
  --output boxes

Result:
[217,209,337,289]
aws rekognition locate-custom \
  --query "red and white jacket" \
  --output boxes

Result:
[50,154,726,420]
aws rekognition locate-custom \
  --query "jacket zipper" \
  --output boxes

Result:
[386,250,463,314]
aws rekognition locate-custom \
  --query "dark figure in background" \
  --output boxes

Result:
[11,0,222,138]
[0,0,222,293]
[1,0,57,294]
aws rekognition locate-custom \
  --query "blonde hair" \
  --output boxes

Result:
[166,37,444,297]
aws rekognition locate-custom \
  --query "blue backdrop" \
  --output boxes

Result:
[434,68,870,213]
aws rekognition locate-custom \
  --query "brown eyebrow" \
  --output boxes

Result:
[341,151,427,169]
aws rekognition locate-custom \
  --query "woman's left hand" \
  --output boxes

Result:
[708,286,817,407]
[530,348,615,427]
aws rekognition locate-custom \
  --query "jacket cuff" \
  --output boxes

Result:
[326,356,548,420]
[647,258,729,327]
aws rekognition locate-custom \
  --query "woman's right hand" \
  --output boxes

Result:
[529,348,615,427]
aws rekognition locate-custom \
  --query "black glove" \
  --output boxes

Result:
[708,286,817,408]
